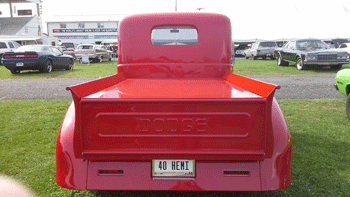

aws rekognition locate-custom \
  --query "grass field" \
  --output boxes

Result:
[0,99,349,196]
[1,58,349,79]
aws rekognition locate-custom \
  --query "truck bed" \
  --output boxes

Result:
[67,72,279,161]
[85,78,262,99]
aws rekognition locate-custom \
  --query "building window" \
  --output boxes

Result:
[60,24,66,28]
[97,23,104,28]
[78,23,85,29]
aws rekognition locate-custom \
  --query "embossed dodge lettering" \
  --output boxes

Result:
[137,118,207,133]
[57,13,292,192]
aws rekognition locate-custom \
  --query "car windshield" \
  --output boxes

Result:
[77,45,93,50]
[236,45,250,50]
[296,40,329,50]
[15,45,48,52]
[259,42,277,47]
[61,43,74,48]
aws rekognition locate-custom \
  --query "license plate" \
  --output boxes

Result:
[16,62,24,67]
[152,160,195,177]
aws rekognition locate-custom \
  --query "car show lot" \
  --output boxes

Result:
[0,59,349,196]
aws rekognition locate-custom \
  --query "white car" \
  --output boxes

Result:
[337,43,350,58]
[0,40,21,64]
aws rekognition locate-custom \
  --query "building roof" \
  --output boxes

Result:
[46,14,126,23]
[0,0,40,3]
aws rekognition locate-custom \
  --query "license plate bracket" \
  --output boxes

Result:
[152,160,195,177]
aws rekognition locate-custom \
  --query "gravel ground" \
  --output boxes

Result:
[0,75,345,100]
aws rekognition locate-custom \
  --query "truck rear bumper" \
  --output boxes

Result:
[87,161,262,191]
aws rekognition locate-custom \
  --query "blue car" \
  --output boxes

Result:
[2,45,74,74]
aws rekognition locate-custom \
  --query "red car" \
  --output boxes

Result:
[57,13,292,191]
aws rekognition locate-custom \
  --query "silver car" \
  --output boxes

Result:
[245,41,278,60]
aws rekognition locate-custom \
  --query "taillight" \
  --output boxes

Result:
[257,50,261,52]
[3,54,38,58]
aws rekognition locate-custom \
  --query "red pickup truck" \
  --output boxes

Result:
[56,13,292,191]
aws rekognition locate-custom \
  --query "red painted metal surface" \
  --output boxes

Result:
[56,12,292,191]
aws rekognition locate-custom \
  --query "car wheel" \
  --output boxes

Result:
[347,94,350,121]
[252,55,256,60]
[66,59,74,70]
[42,60,53,73]
[10,70,20,74]
[109,57,112,61]
[330,64,342,70]
[277,55,289,66]
[296,58,306,70]
[244,54,249,59]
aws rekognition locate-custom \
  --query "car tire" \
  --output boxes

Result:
[244,55,249,59]
[10,70,20,74]
[42,60,53,73]
[330,64,342,70]
[277,54,289,66]
[252,55,256,60]
[296,58,306,70]
[66,59,74,70]
[347,94,350,121]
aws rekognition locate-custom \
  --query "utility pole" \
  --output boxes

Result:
[175,0,177,12]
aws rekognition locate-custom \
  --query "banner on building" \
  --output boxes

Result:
[53,28,117,33]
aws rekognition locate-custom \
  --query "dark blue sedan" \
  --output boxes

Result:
[2,45,74,74]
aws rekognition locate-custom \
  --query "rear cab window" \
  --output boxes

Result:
[151,26,198,45]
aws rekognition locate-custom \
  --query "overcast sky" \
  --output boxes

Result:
[40,0,350,40]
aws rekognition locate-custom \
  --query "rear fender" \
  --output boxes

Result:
[260,98,292,190]
[56,102,88,190]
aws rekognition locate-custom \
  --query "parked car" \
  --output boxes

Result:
[75,44,113,63]
[336,43,350,58]
[234,44,250,57]
[2,45,74,74]
[101,39,118,57]
[275,39,349,70]
[55,46,76,60]
[0,40,21,64]
[332,38,349,48]
[335,69,350,120]
[244,41,278,60]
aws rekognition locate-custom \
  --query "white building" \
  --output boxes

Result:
[0,0,49,45]
[46,15,124,45]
